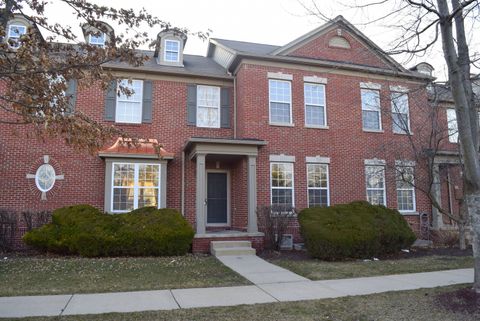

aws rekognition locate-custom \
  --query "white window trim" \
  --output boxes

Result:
[164,39,180,62]
[391,92,411,134]
[395,165,417,214]
[270,162,295,208]
[8,24,26,48]
[269,79,293,125]
[88,33,106,47]
[306,163,330,207]
[304,82,327,128]
[196,85,221,128]
[365,165,387,206]
[361,88,382,131]
[111,162,161,213]
[115,79,143,124]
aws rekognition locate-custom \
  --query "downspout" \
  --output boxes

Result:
[181,150,185,216]
[230,71,237,139]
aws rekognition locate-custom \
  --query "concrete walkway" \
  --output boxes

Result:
[0,265,473,318]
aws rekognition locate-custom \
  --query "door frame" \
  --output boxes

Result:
[205,169,231,227]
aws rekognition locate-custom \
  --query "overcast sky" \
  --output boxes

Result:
[43,0,480,81]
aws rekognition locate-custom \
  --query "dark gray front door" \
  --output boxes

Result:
[207,172,228,224]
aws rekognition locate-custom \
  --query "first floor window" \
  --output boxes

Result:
[116,79,143,124]
[112,163,160,212]
[197,85,220,127]
[307,163,329,207]
[271,162,294,209]
[269,79,292,124]
[361,89,381,130]
[396,165,416,212]
[304,83,326,127]
[365,165,386,205]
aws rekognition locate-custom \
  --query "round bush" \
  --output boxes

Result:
[298,201,416,260]
[24,205,194,257]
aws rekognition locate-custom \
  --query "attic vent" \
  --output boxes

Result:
[328,36,351,49]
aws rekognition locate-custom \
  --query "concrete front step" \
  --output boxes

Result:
[210,241,256,256]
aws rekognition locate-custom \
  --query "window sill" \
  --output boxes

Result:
[269,122,295,127]
[363,128,384,133]
[305,125,329,130]
[114,121,143,126]
[195,125,221,129]
[393,131,413,136]
[399,211,419,216]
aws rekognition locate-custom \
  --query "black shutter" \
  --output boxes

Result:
[65,79,77,115]
[142,80,153,123]
[220,87,231,128]
[187,84,197,125]
[104,80,117,121]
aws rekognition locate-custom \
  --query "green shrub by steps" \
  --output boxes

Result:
[298,201,416,260]
[23,205,194,257]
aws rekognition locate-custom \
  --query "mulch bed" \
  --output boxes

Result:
[260,247,473,261]
[436,287,480,314]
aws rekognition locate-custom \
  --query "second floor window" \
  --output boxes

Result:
[269,79,292,125]
[446,109,459,143]
[304,83,326,127]
[165,40,180,62]
[391,92,410,134]
[197,85,220,128]
[116,79,143,124]
[365,165,386,206]
[89,33,106,47]
[361,89,381,131]
[8,24,26,49]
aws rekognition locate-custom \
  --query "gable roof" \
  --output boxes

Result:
[210,38,280,55]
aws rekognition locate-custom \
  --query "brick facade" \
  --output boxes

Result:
[1,16,456,253]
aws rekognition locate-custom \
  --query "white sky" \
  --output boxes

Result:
[42,0,480,81]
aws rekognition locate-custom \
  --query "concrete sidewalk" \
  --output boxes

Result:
[0,267,473,319]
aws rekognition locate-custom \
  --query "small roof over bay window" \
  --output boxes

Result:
[99,138,174,159]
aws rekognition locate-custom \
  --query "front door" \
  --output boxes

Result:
[207,172,228,225]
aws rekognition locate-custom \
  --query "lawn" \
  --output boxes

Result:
[0,255,249,296]
[266,254,474,280]
[13,285,479,321]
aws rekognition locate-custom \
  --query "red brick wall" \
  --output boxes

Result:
[287,27,391,69]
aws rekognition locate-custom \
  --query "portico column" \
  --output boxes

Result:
[196,153,207,235]
[431,164,444,230]
[247,155,258,233]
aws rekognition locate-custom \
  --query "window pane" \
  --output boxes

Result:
[197,86,220,127]
[304,83,325,106]
[271,163,293,187]
[113,164,135,187]
[113,188,134,211]
[391,93,409,113]
[447,109,458,143]
[270,102,291,123]
[392,113,409,133]
[272,189,293,207]
[197,106,219,127]
[8,25,26,37]
[269,80,291,103]
[307,164,328,188]
[367,190,385,205]
[362,110,380,130]
[116,101,142,123]
[366,166,385,188]
[118,80,142,101]
[361,89,380,111]
[306,105,325,126]
[165,40,179,51]
[138,188,158,208]
[308,189,328,207]
[138,164,159,187]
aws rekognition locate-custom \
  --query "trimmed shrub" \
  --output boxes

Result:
[298,201,416,260]
[24,205,194,257]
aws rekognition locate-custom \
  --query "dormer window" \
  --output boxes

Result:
[8,24,27,49]
[164,40,180,62]
[88,33,106,47]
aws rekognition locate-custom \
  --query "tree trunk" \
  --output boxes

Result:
[466,193,480,293]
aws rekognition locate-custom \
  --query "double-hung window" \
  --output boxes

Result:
[164,40,180,62]
[269,79,292,125]
[446,109,459,143]
[396,165,416,213]
[115,79,143,124]
[365,165,386,205]
[89,33,106,47]
[304,83,326,127]
[8,24,27,49]
[307,163,329,207]
[197,85,220,128]
[271,163,294,209]
[361,89,381,130]
[391,92,410,134]
[112,163,160,212]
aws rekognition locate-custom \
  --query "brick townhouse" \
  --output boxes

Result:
[1,15,465,252]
